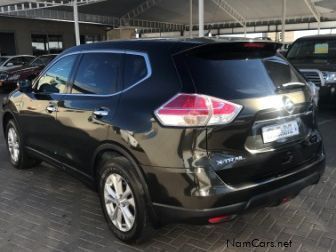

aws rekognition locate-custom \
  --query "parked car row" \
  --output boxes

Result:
[1,38,325,243]
[0,54,57,92]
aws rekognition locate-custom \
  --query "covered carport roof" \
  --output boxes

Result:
[0,0,336,34]
[77,0,335,24]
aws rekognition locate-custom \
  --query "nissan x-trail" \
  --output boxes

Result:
[2,39,325,242]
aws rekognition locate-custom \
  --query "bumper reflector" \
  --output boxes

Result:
[208,215,233,224]
[281,196,292,204]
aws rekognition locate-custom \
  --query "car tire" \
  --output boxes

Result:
[98,156,151,243]
[5,119,41,169]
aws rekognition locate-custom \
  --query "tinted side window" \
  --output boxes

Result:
[6,57,20,66]
[72,53,122,95]
[123,54,148,89]
[17,57,25,65]
[36,55,77,94]
[21,57,34,64]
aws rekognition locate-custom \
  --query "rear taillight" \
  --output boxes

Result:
[155,93,242,127]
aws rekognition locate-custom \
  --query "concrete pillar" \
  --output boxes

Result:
[281,0,286,43]
[73,0,80,45]
[189,0,193,38]
[198,0,204,37]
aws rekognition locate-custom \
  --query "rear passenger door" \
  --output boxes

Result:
[55,51,123,176]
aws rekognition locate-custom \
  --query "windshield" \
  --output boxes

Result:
[0,57,9,65]
[30,55,55,67]
[287,39,336,60]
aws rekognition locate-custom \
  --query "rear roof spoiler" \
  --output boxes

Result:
[176,41,283,60]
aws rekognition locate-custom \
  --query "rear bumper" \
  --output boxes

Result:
[148,153,325,224]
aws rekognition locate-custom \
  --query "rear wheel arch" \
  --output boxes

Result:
[92,142,159,225]
[92,143,143,181]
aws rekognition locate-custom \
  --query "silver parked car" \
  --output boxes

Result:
[0,55,35,71]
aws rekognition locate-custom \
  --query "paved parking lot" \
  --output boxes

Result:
[0,94,335,252]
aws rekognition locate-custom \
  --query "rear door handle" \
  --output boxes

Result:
[93,108,109,117]
[46,105,58,113]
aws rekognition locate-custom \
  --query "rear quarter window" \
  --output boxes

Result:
[123,54,148,89]
[72,52,122,95]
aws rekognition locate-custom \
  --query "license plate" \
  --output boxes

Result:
[262,120,299,144]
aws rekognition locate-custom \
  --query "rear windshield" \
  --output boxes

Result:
[287,39,336,60]
[178,43,304,100]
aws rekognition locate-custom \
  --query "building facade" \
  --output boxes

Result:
[0,16,106,56]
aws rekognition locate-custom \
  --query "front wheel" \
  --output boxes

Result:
[5,119,41,169]
[98,156,151,242]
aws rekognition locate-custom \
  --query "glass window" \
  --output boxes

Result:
[48,35,63,54]
[32,34,48,56]
[71,53,122,95]
[80,34,101,44]
[287,39,336,60]
[179,44,304,100]
[19,57,34,65]
[0,57,9,65]
[123,54,148,89]
[185,56,276,99]
[32,34,63,56]
[30,55,56,67]
[6,57,21,66]
[36,55,77,94]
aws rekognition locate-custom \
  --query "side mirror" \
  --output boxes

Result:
[17,79,32,93]
[6,62,14,67]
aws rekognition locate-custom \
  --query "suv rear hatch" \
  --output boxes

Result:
[174,41,322,187]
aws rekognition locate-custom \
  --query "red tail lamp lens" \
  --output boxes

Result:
[208,215,231,224]
[155,93,242,127]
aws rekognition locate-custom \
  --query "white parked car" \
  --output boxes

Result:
[0,55,35,71]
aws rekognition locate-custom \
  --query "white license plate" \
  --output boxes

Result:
[262,120,299,144]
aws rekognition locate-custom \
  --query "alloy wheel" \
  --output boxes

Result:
[104,173,136,232]
[7,127,20,163]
